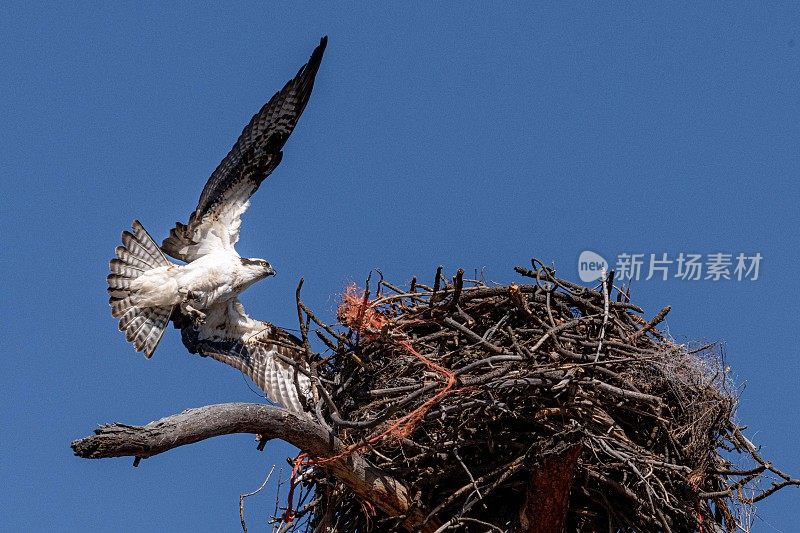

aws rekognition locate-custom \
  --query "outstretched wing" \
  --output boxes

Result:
[178,299,312,414]
[162,36,327,262]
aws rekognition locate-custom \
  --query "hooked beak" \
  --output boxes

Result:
[266,265,277,277]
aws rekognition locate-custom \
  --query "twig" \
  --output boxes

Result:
[447,268,464,309]
[593,270,611,363]
[452,448,482,500]
[241,465,275,533]
[629,305,671,342]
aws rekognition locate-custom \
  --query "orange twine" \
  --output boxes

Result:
[282,285,458,522]
[696,507,704,533]
[337,283,386,337]
[280,452,310,523]
[335,284,457,444]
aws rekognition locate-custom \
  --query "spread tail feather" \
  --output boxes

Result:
[108,220,174,358]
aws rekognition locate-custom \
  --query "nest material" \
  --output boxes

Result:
[281,261,787,532]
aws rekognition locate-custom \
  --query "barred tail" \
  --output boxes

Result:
[107,220,174,358]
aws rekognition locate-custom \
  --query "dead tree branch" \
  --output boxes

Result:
[71,403,436,532]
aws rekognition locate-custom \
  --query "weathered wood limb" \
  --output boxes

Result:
[71,403,436,532]
[518,442,583,533]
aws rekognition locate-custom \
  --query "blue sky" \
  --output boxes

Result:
[2,3,798,531]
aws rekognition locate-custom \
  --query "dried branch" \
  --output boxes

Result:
[241,465,275,533]
[71,403,437,533]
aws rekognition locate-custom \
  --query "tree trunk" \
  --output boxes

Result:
[518,442,583,533]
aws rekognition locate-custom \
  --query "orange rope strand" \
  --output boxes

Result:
[282,285,458,523]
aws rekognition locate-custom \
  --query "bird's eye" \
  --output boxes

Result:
[260,261,268,267]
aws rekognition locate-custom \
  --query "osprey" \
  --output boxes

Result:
[107,37,327,413]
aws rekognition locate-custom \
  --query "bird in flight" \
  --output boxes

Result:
[106,37,327,413]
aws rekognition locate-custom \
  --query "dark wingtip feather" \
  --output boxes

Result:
[310,36,328,68]
[299,36,327,92]
[182,37,329,251]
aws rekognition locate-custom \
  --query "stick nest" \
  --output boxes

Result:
[283,261,791,532]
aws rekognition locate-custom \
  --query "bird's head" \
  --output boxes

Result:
[240,258,276,281]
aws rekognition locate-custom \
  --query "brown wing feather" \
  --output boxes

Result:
[176,300,311,414]
[162,36,327,262]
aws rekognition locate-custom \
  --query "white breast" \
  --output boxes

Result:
[178,251,243,308]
